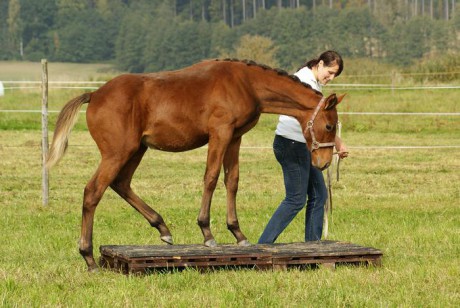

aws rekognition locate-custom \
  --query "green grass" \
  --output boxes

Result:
[0,61,459,307]
[1,131,459,306]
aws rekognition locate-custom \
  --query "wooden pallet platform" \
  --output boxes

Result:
[99,241,383,274]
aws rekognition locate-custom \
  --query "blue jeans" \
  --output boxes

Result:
[258,135,327,243]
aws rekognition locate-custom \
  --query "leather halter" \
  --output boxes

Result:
[304,96,336,152]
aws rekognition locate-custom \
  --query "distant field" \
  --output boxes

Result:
[0,61,121,81]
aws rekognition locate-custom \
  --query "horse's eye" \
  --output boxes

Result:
[326,124,334,132]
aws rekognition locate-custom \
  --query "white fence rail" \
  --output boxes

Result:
[1,80,459,148]
[1,77,459,208]
[2,110,460,116]
[2,66,457,209]
[2,81,460,91]
[1,81,460,115]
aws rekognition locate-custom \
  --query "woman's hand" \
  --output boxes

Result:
[335,136,348,159]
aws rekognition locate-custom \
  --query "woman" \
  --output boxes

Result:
[258,50,348,244]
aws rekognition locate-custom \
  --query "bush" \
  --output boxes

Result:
[408,52,460,83]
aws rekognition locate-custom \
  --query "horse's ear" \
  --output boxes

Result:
[324,93,346,110]
[337,93,346,105]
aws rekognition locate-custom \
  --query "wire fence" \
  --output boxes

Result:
[3,64,457,208]
[1,81,459,151]
[1,75,458,207]
[2,81,460,91]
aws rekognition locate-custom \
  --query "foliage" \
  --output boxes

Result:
[115,9,150,72]
[408,52,460,83]
[19,0,57,61]
[0,0,458,72]
[218,34,279,67]
[269,6,316,69]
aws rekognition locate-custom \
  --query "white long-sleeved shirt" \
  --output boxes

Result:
[275,66,321,143]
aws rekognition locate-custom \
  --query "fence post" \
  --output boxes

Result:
[41,59,49,206]
[391,70,395,95]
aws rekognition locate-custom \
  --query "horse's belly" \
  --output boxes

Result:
[142,133,208,152]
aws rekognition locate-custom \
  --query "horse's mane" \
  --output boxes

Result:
[215,58,322,95]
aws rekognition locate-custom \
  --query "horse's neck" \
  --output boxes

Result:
[257,87,318,119]
[242,66,320,119]
[259,101,302,118]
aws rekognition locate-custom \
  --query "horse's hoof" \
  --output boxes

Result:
[161,235,173,245]
[204,239,217,247]
[237,239,251,246]
[87,266,99,273]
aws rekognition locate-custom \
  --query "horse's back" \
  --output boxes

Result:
[85,60,261,152]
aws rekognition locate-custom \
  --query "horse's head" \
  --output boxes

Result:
[302,93,345,170]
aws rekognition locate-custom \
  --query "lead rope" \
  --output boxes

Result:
[336,121,342,183]
[324,163,333,239]
[324,121,342,240]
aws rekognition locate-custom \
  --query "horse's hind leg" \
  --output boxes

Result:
[80,157,126,271]
[110,145,172,244]
[223,137,250,246]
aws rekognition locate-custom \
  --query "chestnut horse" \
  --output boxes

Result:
[46,59,344,271]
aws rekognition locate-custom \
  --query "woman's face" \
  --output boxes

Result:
[316,60,340,85]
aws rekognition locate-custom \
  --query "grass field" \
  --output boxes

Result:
[1,61,459,307]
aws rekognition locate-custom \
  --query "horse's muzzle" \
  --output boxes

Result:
[311,152,332,170]
[319,162,330,171]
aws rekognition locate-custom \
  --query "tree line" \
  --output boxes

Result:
[0,0,458,72]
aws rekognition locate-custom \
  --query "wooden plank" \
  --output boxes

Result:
[99,241,383,274]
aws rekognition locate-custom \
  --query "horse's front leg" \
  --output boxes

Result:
[197,153,222,247]
[197,129,232,247]
[223,137,250,246]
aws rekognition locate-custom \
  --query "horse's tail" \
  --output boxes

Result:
[46,92,92,169]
